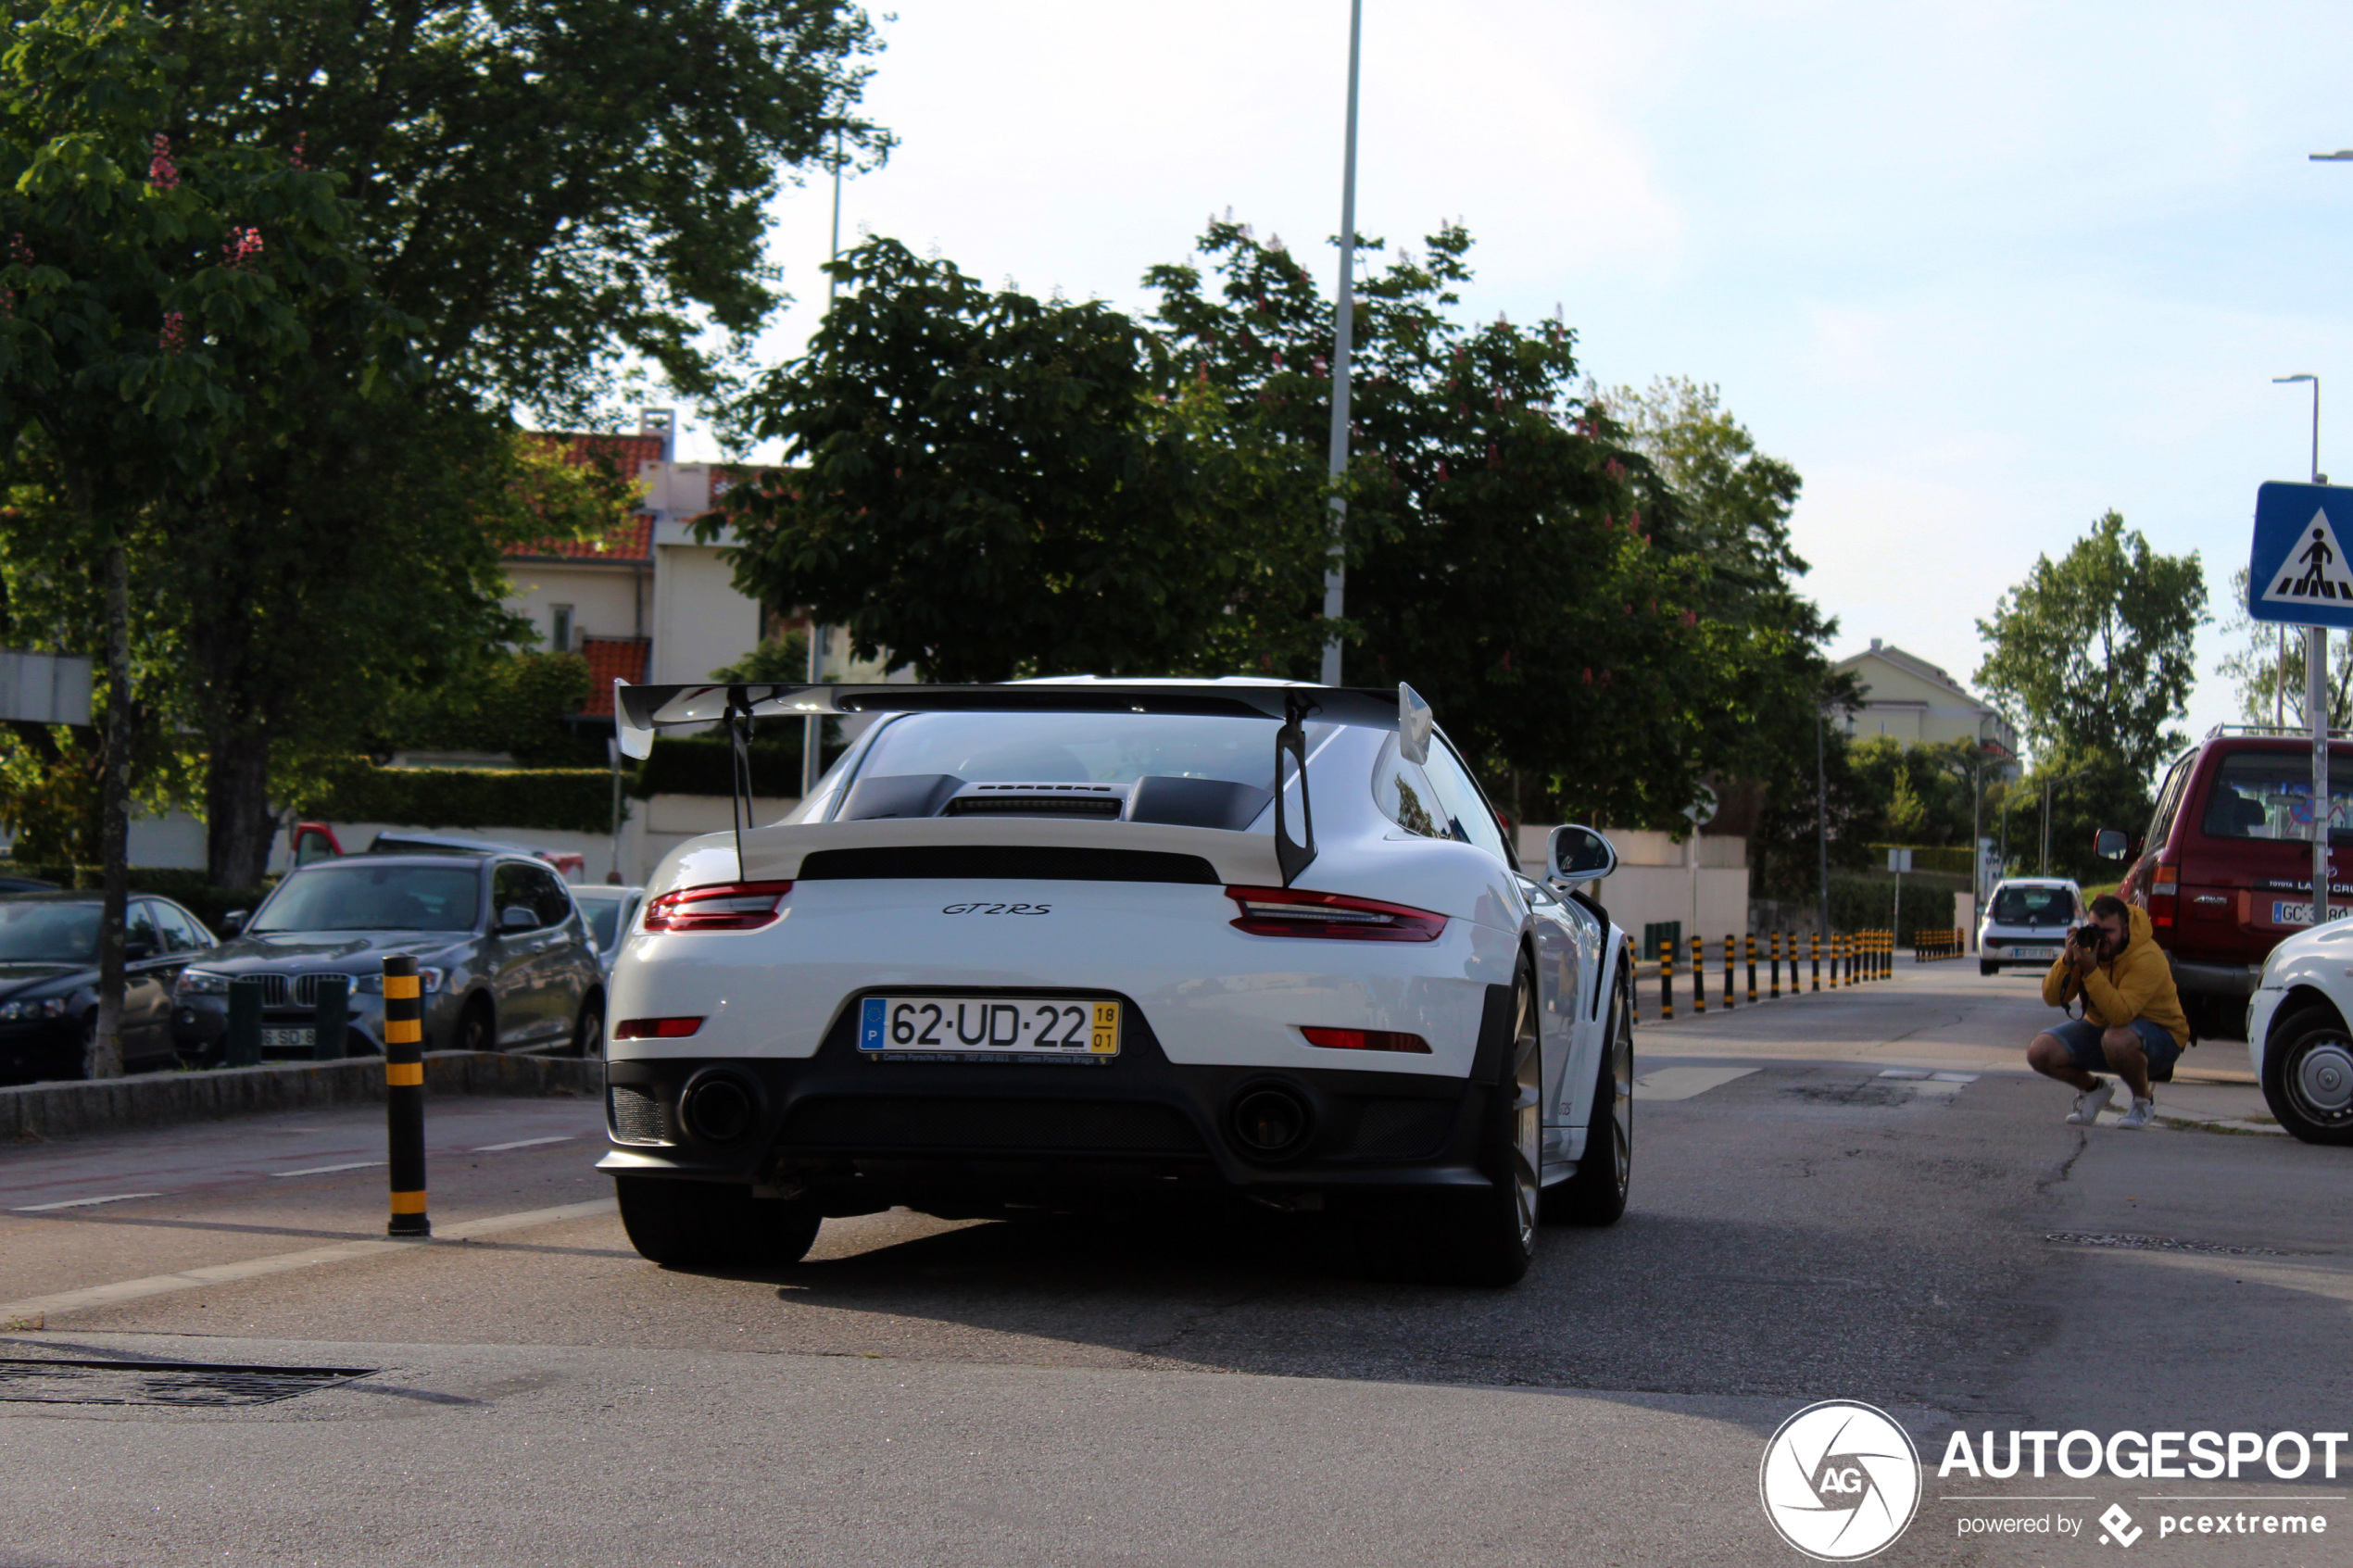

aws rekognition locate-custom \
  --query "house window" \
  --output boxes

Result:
[549,604,574,652]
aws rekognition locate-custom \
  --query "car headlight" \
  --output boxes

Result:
[0,997,69,1022]
[174,969,230,997]
[351,967,446,995]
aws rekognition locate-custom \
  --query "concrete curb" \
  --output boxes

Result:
[0,1052,602,1142]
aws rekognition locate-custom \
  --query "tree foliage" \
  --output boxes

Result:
[1975,510,2207,777]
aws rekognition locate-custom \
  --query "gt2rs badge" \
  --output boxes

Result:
[940,902,1051,915]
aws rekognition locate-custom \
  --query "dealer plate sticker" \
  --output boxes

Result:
[2274,900,2316,927]
[860,997,1120,1059]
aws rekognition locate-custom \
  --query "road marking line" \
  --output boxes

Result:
[470,1135,573,1152]
[0,1198,617,1321]
[1878,1069,1930,1079]
[271,1161,385,1178]
[1632,1066,1758,1101]
[9,1193,163,1213]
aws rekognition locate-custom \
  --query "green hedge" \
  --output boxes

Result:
[629,732,809,799]
[1866,843,1974,876]
[1,864,275,933]
[1827,872,1957,946]
[300,766,623,835]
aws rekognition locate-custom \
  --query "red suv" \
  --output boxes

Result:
[2101,727,2353,1039]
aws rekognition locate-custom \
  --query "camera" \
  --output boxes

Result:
[2071,922,2107,951]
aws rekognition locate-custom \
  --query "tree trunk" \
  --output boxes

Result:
[89,537,130,1081]
[205,725,277,891]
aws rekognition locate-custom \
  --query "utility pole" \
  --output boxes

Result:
[1318,0,1364,686]
[1816,708,1831,942]
[803,122,846,800]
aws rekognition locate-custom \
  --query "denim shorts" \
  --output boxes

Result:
[2047,1017,2183,1080]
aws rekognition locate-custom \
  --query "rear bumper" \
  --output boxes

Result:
[596,986,1513,1207]
[2167,957,2262,999]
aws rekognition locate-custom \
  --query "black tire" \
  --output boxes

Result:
[450,996,495,1054]
[614,1174,823,1267]
[1355,959,1541,1286]
[2262,1004,2353,1146]
[1545,972,1631,1227]
[569,992,604,1059]
[1980,960,1999,976]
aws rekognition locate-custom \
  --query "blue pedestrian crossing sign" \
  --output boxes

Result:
[2250,482,2353,627]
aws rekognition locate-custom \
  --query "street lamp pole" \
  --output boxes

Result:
[2272,374,2322,734]
[1318,0,1364,687]
[2277,363,2333,920]
[803,124,848,800]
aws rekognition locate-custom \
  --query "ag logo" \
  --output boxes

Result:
[1758,1400,1922,1561]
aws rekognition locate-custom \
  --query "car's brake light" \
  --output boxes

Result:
[2150,862,2178,931]
[613,1016,705,1039]
[1301,1026,1432,1054]
[641,881,793,932]
[1225,885,1447,941]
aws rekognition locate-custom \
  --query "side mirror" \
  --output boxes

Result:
[2094,828,2129,861]
[220,910,248,935]
[498,904,538,933]
[1548,823,1618,884]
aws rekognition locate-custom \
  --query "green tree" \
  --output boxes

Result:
[0,0,406,1070]
[1975,510,2208,777]
[2216,563,2353,727]
[1996,746,2153,883]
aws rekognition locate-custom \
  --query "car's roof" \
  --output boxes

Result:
[287,854,496,872]
[0,888,198,905]
[1993,878,2078,888]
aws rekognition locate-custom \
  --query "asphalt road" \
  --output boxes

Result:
[1,963,2347,1567]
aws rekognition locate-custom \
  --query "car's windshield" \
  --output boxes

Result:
[1991,886,2074,926]
[849,710,1334,791]
[2201,753,2353,842]
[0,901,99,963]
[251,864,480,933]
[580,898,632,949]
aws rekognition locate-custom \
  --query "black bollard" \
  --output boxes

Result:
[226,976,264,1067]
[312,974,349,1060]
[383,956,429,1237]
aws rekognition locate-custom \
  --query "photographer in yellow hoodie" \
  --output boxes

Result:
[2029,895,2191,1130]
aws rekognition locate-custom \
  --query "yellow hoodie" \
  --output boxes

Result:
[2042,902,2190,1047]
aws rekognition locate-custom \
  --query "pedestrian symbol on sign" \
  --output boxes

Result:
[2262,508,2353,606]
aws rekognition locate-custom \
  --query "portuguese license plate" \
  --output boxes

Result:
[2015,946,2058,960]
[260,1027,314,1050]
[860,996,1121,1059]
[2274,901,2315,927]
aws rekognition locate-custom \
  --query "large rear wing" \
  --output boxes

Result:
[612,677,1437,887]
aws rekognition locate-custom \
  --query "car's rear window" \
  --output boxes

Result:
[2200,753,2353,842]
[251,865,480,933]
[1990,886,2074,926]
[579,897,633,949]
[849,711,1330,792]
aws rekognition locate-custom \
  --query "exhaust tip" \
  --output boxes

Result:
[678,1069,761,1145]
[1228,1084,1313,1160]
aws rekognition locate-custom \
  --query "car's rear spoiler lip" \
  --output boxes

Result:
[612,679,1407,738]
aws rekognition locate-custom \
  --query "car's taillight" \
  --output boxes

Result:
[1301,1026,1432,1054]
[2150,863,2178,930]
[613,1016,705,1039]
[641,881,793,932]
[1225,885,1447,941]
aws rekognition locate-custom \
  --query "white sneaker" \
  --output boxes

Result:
[2067,1079,2116,1125]
[2116,1098,2157,1130]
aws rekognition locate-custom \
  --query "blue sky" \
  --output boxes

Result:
[676,0,2353,754]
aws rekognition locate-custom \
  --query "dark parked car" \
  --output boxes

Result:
[0,890,217,1082]
[172,853,605,1060]
[2105,725,2353,1038]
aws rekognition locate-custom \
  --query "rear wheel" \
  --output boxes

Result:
[1545,974,1631,1227]
[1980,960,1999,976]
[614,1175,823,1267]
[2263,1005,2353,1146]
[1355,960,1541,1286]
[450,996,494,1054]
[568,993,604,1059]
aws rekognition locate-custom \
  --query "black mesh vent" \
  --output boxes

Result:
[1349,1099,1455,1160]
[944,794,1124,819]
[781,1097,1204,1154]
[609,1085,675,1145]
[798,847,1218,884]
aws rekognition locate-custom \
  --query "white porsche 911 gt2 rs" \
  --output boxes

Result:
[598,677,1634,1286]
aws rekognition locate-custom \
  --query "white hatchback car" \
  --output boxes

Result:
[1978,878,2085,975]
[598,678,1637,1285]
[2245,918,2353,1145]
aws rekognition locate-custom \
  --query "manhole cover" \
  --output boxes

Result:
[0,1358,374,1407]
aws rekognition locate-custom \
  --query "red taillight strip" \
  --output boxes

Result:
[1302,1026,1432,1054]
[642,881,794,933]
[613,1016,705,1039]
[1224,884,1447,942]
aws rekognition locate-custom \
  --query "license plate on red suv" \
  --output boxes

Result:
[2272,900,2315,927]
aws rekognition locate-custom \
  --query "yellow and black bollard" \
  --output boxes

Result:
[1768,931,1781,999]
[1745,933,1757,1004]
[1659,938,1674,1022]
[1692,933,1706,1014]
[384,955,429,1237]
[1723,934,1736,1010]
[1810,932,1819,992]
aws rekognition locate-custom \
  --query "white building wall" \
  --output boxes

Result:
[649,521,762,685]
[501,560,645,649]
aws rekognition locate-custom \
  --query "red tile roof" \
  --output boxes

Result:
[505,431,665,562]
[580,638,651,716]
